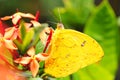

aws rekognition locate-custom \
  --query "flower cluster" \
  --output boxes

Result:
[0,11,52,78]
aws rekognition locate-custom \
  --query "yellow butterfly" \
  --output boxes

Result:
[44,23,104,78]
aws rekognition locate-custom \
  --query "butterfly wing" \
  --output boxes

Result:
[45,29,104,77]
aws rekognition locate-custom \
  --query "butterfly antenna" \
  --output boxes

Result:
[48,10,59,22]
[58,8,62,23]
[57,8,64,29]
[47,21,57,25]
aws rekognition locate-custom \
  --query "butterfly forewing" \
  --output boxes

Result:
[45,29,104,77]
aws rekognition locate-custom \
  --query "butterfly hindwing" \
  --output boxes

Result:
[45,29,104,77]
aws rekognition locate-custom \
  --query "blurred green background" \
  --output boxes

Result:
[0,0,120,80]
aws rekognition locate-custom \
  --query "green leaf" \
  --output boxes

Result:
[21,28,34,53]
[14,39,22,52]
[84,0,119,78]
[116,16,120,79]
[72,64,114,80]
[56,76,70,80]
[31,24,47,46]
[85,64,114,80]
[0,45,13,65]
[29,78,43,80]
[72,68,93,80]
[118,16,120,27]
[20,21,26,40]
[34,23,48,53]
[54,0,94,29]
[15,23,48,54]
[35,41,45,54]
[39,61,45,69]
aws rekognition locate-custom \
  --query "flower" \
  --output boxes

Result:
[0,33,17,50]
[1,12,35,25]
[0,11,52,78]
[4,27,20,40]
[0,20,8,35]
[0,53,27,80]
[14,47,49,77]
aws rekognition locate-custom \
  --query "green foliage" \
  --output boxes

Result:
[20,21,26,40]
[72,64,114,80]
[118,16,120,27]
[31,24,47,46]
[54,0,94,29]
[0,45,13,65]
[117,17,120,61]
[22,28,34,52]
[14,22,47,54]
[35,24,49,54]
[14,28,34,54]
[53,0,120,80]
[35,41,45,54]
[84,0,119,75]
[29,78,43,80]
[56,76,70,80]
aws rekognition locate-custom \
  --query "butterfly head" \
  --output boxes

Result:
[57,23,64,30]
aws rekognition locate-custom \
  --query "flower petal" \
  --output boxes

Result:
[36,53,49,61]
[24,23,32,29]
[1,16,12,20]
[4,27,17,39]
[39,27,51,45]
[30,59,39,77]
[31,20,41,27]
[19,12,35,19]
[0,57,27,80]
[27,47,35,56]
[35,11,40,21]
[0,33,3,37]
[12,15,21,25]
[4,39,17,50]
[14,57,31,65]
